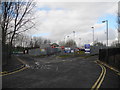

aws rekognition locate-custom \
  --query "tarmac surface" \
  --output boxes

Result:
[2,54,120,88]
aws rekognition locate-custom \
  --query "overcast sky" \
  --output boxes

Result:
[26,1,119,46]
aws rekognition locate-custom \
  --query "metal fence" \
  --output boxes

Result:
[90,46,106,55]
[28,47,62,56]
[99,48,120,71]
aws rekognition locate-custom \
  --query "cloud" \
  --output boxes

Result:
[26,2,118,46]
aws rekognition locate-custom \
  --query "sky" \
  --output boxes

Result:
[26,0,119,46]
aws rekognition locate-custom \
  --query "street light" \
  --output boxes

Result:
[91,26,94,45]
[67,36,70,47]
[102,20,109,64]
[79,38,81,47]
[64,36,66,43]
[67,36,69,40]
[102,20,108,46]
[73,31,76,47]
[73,31,75,40]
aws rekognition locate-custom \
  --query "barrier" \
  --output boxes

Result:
[99,48,120,71]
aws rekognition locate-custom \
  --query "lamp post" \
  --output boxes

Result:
[64,36,66,43]
[79,38,81,47]
[73,31,75,41]
[102,20,109,64]
[102,20,108,46]
[73,31,76,47]
[91,27,94,45]
[67,36,69,39]
[67,36,70,47]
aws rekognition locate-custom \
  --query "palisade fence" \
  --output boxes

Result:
[99,48,120,71]
[90,46,106,55]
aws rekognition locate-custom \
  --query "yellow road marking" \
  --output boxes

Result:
[91,61,106,90]
[0,65,25,75]
[96,64,106,90]
[91,63,104,90]
[0,66,28,77]
[0,71,7,74]
[1,57,29,77]
[117,73,120,76]
[97,60,120,75]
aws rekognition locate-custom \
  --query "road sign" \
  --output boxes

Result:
[84,44,90,49]
[84,44,90,54]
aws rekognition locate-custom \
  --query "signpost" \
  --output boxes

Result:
[84,44,90,54]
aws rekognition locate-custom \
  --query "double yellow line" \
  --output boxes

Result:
[0,57,29,77]
[0,66,28,77]
[91,61,106,90]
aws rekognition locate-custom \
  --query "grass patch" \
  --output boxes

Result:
[58,54,74,58]
[58,51,86,58]
[76,51,85,54]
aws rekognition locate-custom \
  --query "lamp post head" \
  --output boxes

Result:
[102,21,106,23]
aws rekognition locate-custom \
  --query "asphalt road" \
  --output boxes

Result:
[2,54,120,88]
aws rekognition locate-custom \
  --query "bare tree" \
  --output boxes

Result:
[29,38,34,48]
[65,39,77,47]
[93,41,105,46]
[1,0,36,56]
[43,39,51,44]
[33,37,39,48]
[58,41,65,46]
[30,37,51,48]
[12,33,31,47]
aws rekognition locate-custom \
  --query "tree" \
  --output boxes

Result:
[33,37,40,48]
[28,37,51,48]
[65,39,77,47]
[43,39,51,44]
[13,33,31,47]
[29,38,34,48]
[1,0,36,56]
[58,41,66,46]
[93,41,104,46]
[111,40,120,47]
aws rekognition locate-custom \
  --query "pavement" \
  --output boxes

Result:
[2,54,120,89]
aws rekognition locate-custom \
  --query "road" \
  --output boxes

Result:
[2,54,120,88]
